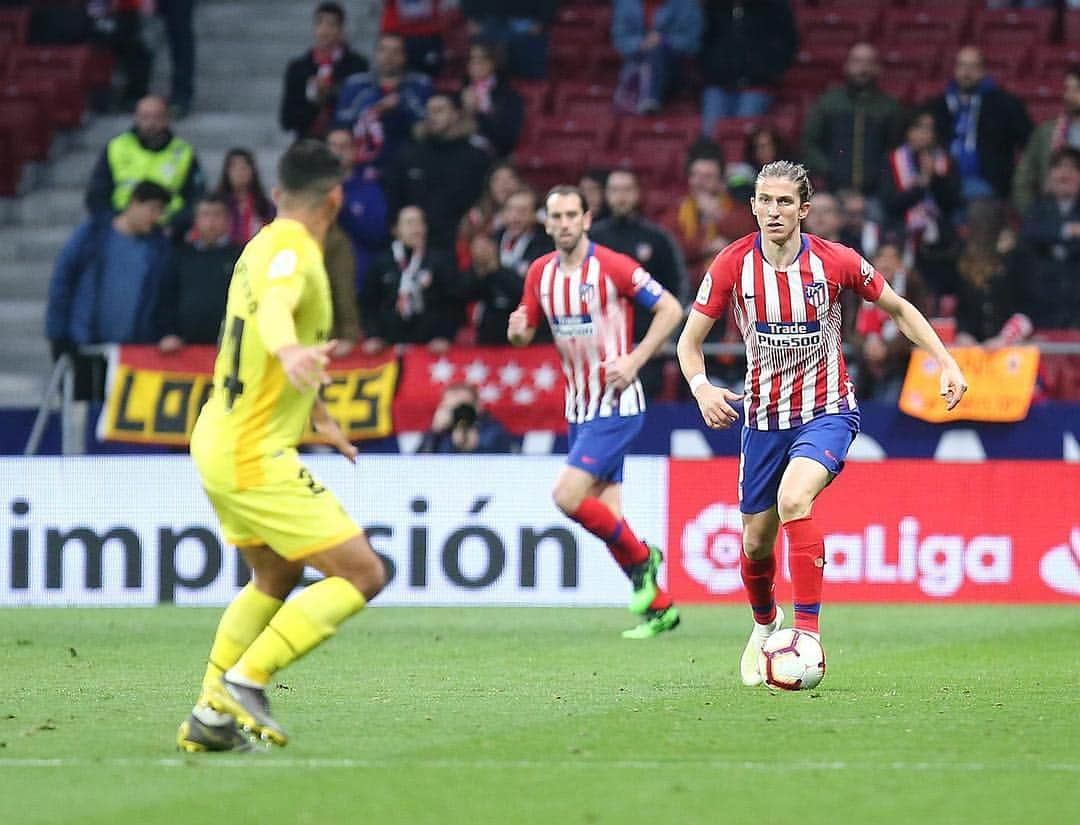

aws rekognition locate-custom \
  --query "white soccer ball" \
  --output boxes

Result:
[757,628,826,691]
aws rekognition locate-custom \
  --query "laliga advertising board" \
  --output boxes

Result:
[666,459,1080,604]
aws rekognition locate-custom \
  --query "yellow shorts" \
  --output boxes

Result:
[200,449,362,560]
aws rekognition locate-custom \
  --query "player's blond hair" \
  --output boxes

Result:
[756,160,814,205]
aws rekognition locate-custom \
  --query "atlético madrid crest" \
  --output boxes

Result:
[804,282,826,308]
[579,283,595,303]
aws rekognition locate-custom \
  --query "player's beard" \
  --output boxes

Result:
[556,229,583,254]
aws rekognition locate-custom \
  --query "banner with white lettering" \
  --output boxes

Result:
[666,459,1080,603]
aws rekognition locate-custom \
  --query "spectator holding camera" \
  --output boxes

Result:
[417,382,516,454]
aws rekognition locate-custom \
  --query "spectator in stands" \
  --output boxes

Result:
[418,382,516,454]
[334,32,432,172]
[699,0,797,137]
[802,43,904,198]
[281,3,369,141]
[726,125,791,201]
[666,152,757,283]
[324,223,362,358]
[85,95,205,237]
[879,109,961,285]
[47,182,174,400]
[612,0,703,115]
[91,0,152,110]
[460,41,524,157]
[1014,66,1080,214]
[361,205,461,353]
[157,0,196,119]
[591,169,687,395]
[215,148,275,245]
[1017,148,1080,330]
[803,191,843,241]
[462,0,557,80]
[385,92,492,251]
[494,187,552,277]
[853,239,933,402]
[326,128,389,295]
[458,233,530,346]
[837,190,882,260]
[156,194,241,352]
[458,161,523,263]
[927,46,1033,203]
[380,0,449,77]
[947,198,1027,345]
[579,168,611,222]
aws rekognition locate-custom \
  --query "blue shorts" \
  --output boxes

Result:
[567,414,644,484]
[739,411,859,514]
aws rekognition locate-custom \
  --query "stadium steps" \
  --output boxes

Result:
[0,0,381,412]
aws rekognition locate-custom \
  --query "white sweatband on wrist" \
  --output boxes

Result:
[689,373,710,395]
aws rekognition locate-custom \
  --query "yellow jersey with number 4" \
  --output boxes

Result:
[192,218,332,491]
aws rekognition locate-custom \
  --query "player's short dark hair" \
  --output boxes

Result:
[129,180,172,206]
[314,2,344,24]
[545,184,587,213]
[756,160,814,204]
[278,139,344,198]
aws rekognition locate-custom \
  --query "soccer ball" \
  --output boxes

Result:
[757,628,826,691]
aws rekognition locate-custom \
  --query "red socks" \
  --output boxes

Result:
[784,515,824,633]
[568,498,649,568]
[740,552,777,625]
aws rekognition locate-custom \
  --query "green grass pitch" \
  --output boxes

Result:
[2,605,1078,824]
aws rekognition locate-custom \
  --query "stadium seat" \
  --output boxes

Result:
[0,127,20,196]
[616,116,698,154]
[973,10,1054,51]
[0,8,30,47]
[600,147,678,190]
[553,81,614,117]
[642,187,683,223]
[516,152,579,194]
[0,71,82,130]
[513,80,551,119]
[794,10,877,48]
[0,97,52,163]
[6,45,95,92]
[1032,48,1080,83]
[881,10,969,48]
[942,46,1032,84]
[879,43,943,79]
[554,4,612,30]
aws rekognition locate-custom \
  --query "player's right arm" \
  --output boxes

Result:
[677,256,743,429]
[507,259,544,347]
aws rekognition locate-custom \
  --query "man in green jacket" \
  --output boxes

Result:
[1014,67,1080,215]
[801,43,905,197]
[85,95,205,236]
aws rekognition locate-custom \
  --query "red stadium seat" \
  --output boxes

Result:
[516,152,579,194]
[1025,98,1061,126]
[616,116,698,154]
[553,81,614,116]
[881,11,969,48]
[942,46,1033,84]
[599,147,678,190]
[643,187,683,223]
[0,71,83,130]
[6,45,95,92]
[555,4,612,31]
[513,80,551,119]
[973,10,1054,50]
[0,127,20,196]
[0,97,52,163]
[879,43,943,78]
[795,9,877,48]
[1032,48,1080,83]
[0,8,30,47]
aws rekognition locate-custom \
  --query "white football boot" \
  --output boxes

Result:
[740,606,785,686]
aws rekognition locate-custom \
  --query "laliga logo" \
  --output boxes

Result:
[1040,528,1080,597]
[681,502,745,594]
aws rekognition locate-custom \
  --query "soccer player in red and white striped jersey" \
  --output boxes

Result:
[677,161,967,683]
[509,185,685,638]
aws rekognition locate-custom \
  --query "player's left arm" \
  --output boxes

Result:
[607,266,684,391]
[875,281,968,410]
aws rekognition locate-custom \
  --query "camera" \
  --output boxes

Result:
[451,402,478,429]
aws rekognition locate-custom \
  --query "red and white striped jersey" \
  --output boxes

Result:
[694,232,885,430]
[522,242,663,423]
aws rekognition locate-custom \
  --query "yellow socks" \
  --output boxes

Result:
[229,576,366,687]
[201,583,283,692]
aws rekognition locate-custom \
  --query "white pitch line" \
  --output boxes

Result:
[0,758,1077,772]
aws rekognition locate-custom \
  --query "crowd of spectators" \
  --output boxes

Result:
[40,0,1080,410]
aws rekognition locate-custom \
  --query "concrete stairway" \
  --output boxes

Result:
[0,0,381,409]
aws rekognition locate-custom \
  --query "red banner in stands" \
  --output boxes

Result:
[98,344,567,444]
[392,346,567,435]
[666,459,1080,604]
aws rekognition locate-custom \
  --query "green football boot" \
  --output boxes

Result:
[628,544,664,615]
[621,605,681,639]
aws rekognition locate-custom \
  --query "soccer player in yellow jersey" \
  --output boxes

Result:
[176,140,386,751]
